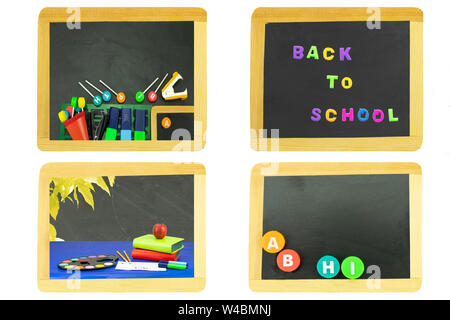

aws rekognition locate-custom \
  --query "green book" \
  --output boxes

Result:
[132,234,184,254]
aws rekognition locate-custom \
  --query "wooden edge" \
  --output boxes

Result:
[250,7,423,152]
[150,106,196,141]
[38,162,206,292]
[39,7,207,22]
[249,162,422,292]
[251,7,423,22]
[37,8,206,152]
[249,279,422,293]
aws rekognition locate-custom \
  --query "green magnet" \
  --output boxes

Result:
[341,256,365,279]
[136,91,145,103]
[71,96,78,108]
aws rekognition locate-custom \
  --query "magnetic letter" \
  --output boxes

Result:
[388,108,399,122]
[325,109,337,122]
[267,237,279,250]
[293,46,304,59]
[357,108,370,122]
[341,77,353,89]
[323,47,335,60]
[311,108,321,121]
[307,46,319,60]
[340,47,352,61]
[327,75,339,89]
[283,254,294,267]
[342,108,354,122]
[373,109,384,122]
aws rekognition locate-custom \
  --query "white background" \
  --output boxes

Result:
[0,0,448,300]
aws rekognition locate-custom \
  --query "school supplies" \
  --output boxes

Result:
[148,73,168,102]
[104,107,120,140]
[61,111,89,140]
[158,260,187,270]
[78,81,102,106]
[89,109,108,140]
[136,77,159,103]
[99,80,126,104]
[134,109,146,140]
[131,248,181,262]
[115,261,166,272]
[162,72,188,101]
[123,250,132,263]
[116,250,128,263]
[85,80,112,102]
[58,254,119,271]
[133,234,184,254]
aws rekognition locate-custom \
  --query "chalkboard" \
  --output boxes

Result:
[249,163,422,292]
[262,175,410,279]
[39,162,206,292]
[250,8,423,151]
[49,21,194,140]
[157,113,194,140]
[37,7,207,151]
[51,175,194,242]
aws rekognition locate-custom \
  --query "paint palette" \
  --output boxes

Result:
[58,254,119,271]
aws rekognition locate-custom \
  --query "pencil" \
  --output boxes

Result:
[116,250,127,262]
[123,250,132,263]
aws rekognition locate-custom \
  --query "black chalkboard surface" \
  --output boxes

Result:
[51,175,194,242]
[157,112,194,140]
[263,21,410,138]
[261,174,410,280]
[49,21,194,140]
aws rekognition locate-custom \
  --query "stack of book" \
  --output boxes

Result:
[131,234,184,261]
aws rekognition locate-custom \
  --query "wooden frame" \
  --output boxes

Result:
[37,7,206,151]
[250,7,423,151]
[38,162,206,292]
[151,106,195,143]
[249,162,422,292]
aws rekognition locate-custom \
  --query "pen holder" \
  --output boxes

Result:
[64,111,89,140]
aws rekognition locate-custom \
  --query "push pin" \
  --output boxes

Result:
[99,80,126,104]
[148,73,168,103]
[161,72,188,101]
[136,77,159,103]
[78,82,102,106]
[85,80,112,102]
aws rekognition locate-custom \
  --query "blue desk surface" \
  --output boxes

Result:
[49,241,194,279]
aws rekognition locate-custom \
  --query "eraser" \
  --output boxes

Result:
[134,109,146,132]
[107,107,120,129]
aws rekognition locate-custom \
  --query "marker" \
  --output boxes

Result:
[85,80,112,102]
[99,80,126,104]
[148,73,168,103]
[134,109,146,140]
[78,82,102,106]
[120,108,132,140]
[104,107,120,140]
[158,261,187,270]
[136,77,159,103]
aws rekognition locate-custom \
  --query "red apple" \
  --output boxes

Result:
[153,224,167,239]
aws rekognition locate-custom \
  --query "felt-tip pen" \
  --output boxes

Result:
[158,261,187,270]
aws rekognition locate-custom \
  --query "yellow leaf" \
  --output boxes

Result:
[77,185,95,211]
[49,193,60,220]
[49,223,57,241]
[108,176,115,187]
[73,186,79,207]
[94,177,110,195]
